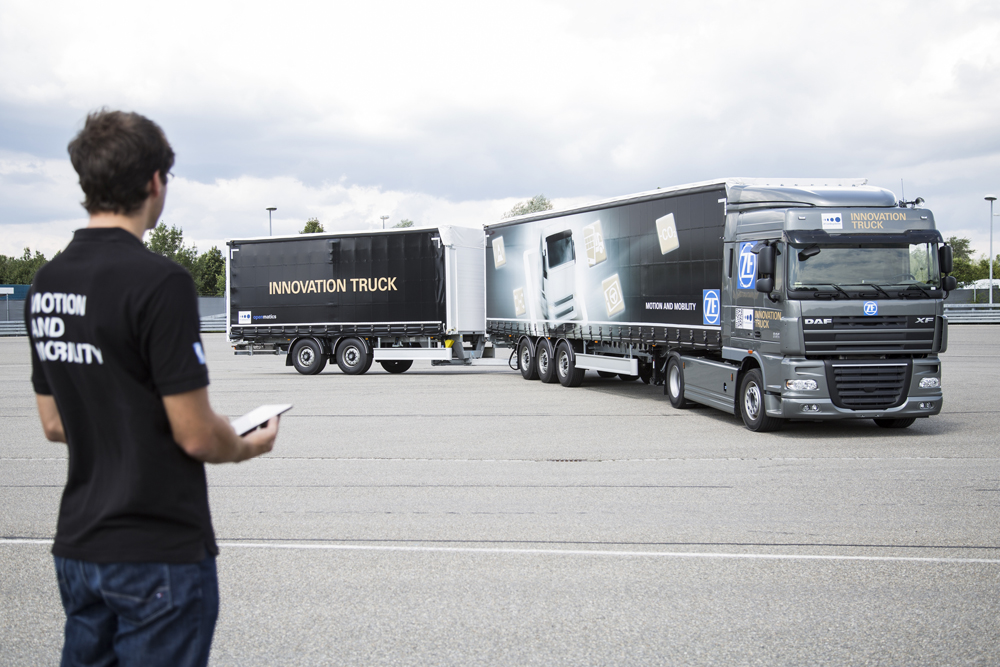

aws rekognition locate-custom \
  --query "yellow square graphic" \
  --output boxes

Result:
[513,287,526,316]
[602,273,625,317]
[582,220,607,267]
[492,236,506,268]
[655,213,679,255]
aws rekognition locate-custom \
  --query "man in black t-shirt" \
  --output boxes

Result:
[28,110,279,667]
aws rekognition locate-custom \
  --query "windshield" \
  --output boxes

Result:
[788,243,940,292]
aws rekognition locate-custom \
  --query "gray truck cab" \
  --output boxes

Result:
[713,181,952,430]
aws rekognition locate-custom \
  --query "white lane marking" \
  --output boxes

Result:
[4,539,995,565]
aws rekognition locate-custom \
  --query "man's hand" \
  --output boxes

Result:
[163,387,279,463]
[35,394,66,443]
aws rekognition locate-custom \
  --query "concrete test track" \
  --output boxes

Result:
[1,327,998,666]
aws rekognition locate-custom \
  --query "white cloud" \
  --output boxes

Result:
[1,0,999,258]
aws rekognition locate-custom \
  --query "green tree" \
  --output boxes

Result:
[300,218,324,234]
[0,248,48,284]
[393,219,415,228]
[502,194,553,219]
[146,223,197,274]
[195,246,226,296]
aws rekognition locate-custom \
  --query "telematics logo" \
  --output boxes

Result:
[702,290,720,326]
[738,243,756,290]
[863,301,878,316]
[238,311,251,324]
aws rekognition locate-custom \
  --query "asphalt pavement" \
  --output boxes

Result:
[1,327,998,666]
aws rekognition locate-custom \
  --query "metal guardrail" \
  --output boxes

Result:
[943,303,1000,324]
[1,314,228,337]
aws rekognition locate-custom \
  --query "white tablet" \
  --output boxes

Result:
[230,404,292,436]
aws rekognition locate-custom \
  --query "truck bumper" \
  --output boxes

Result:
[768,356,944,420]
[768,394,943,420]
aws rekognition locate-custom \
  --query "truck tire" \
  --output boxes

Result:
[665,356,691,409]
[291,339,327,375]
[536,338,558,384]
[873,418,916,429]
[556,341,585,387]
[518,339,538,381]
[336,337,370,375]
[638,362,652,384]
[379,360,413,374]
[619,374,639,382]
[597,371,617,379]
[738,368,783,432]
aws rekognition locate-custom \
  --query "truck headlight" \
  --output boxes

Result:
[785,379,818,391]
[919,377,941,389]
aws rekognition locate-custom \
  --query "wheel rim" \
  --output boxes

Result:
[297,347,315,367]
[537,349,549,375]
[520,346,531,370]
[668,364,680,398]
[343,345,361,367]
[744,381,762,421]
[558,351,569,377]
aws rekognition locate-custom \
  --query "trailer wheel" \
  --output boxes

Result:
[638,362,652,384]
[536,338,558,384]
[597,371,617,379]
[336,337,370,375]
[873,417,916,429]
[556,341,585,387]
[379,360,413,374]
[665,356,691,409]
[738,368,783,432]
[518,339,538,381]
[291,339,327,375]
[618,374,639,382]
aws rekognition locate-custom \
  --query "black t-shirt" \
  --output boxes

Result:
[27,227,217,563]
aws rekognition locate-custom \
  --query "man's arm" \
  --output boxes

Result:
[163,387,278,463]
[35,395,66,443]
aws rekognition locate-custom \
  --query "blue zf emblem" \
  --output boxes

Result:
[863,301,878,316]
[703,289,720,326]
[738,242,757,290]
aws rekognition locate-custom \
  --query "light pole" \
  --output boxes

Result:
[987,197,997,305]
[266,207,277,236]
[381,215,389,230]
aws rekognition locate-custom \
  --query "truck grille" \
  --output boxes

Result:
[803,316,935,354]
[825,361,911,411]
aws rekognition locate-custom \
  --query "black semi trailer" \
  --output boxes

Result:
[226,226,487,374]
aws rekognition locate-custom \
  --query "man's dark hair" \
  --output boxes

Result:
[67,110,175,215]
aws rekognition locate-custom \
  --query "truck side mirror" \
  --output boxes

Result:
[942,275,957,291]
[752,243,776,275]
[939,245,953,274]
[756,277,774,293]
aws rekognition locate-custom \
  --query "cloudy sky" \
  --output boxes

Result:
[2,0,999,260]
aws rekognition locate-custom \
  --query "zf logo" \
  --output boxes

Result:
[863,301,878,316]
[915,317,933,324]
[703,290,720,326]
[804,318,832,325]
[738,243,756,290]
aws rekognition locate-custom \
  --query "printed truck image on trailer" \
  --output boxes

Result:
[226,226,486,375]
[486,178,956,431]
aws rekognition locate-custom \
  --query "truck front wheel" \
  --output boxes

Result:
[518,339,539,381]
[739,368,783,432]
[665,356,691,409]
[291,339,327,375]
[336,337,371,375]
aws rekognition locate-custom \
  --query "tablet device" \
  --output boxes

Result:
[230,404,292,436]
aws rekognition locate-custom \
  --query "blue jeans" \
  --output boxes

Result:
[53,555,218,667]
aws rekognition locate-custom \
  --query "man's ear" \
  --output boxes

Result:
[148,171,165,199]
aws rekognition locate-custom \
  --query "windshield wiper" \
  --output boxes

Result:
[805,283,852,299]
[901,284,933,299]
[840,283,892,299]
